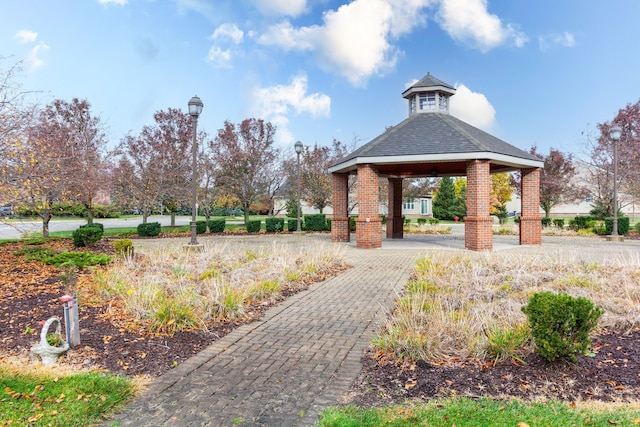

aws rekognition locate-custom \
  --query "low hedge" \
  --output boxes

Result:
[605,217,630,235]
[196,220,207,234]
[572,216,595,230]
[137,222,161,237]
[80,222,104,231]
[265,217,285,233]
[72,225,103,247]
[208,219,225,233]
[304,214,327,231]
[246,220,261,233]
[288,219,299,232]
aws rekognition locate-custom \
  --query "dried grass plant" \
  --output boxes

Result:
[374,250,640,363]
[91,241,345,335]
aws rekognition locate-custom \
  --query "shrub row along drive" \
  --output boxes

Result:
[134,215,332,237]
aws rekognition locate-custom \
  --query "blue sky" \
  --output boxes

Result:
[2,0,639,159]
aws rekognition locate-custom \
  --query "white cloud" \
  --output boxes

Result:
[206,46,232,68]
[25,42,49,71]
[449,83,496,131]
[98,0,127,5]
[257,20,317,51]
[258,0,433,87]
[252,0,308,18]
[256,0,525,86]
[436,0,527,51]
[207,23,244,68]
[210,23,244,44]
[539,32,575,52]
[14,30,38,44]
[252,74,331,145]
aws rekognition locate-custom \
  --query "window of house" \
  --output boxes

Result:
[403,198,415,210]
[410,97,416,113]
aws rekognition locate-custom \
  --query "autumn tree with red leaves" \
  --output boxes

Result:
[0,57,39,210]
[282,139,351,214]
[148,108,193,226]
[586,100,640,217]
[8,98,111,235]
[34,98,112,224]
[210,118,279,225]
[117,108,194,224]
[512,146,582,218]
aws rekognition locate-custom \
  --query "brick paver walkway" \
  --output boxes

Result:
[106,239,420,426]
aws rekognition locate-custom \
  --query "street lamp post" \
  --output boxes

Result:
[294,140,303,233]
[609,125,622,238]
[188,96,203,247]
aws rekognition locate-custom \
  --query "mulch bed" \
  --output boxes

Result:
[349,330,640,406]
[0,237,317,377]
[3,237,640,407]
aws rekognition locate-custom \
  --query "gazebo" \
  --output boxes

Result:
[328,73,544,251]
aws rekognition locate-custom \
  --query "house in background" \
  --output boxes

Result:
[272,195,433,217]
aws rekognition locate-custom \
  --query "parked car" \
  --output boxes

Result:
[0,206,12,217]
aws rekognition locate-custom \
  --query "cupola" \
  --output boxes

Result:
[401,72,456,116]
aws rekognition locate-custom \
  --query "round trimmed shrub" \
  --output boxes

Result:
[208,219,225,233]
[137,222,161,237]
[522,292,603,362]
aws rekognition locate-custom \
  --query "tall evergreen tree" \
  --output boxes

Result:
[433,177,458,220]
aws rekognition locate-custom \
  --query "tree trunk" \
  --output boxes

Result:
[142,214,148,224]
[86,205,94,225]
[41,209,52,238]
[171,212,176,227]
[243,203,250,225]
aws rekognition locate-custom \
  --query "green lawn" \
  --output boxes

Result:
[319,398,640,427]
[0,368,134,427]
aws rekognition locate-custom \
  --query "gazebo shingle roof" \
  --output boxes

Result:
[329,112,542,174]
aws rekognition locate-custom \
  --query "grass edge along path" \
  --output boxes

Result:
[0,366,136,427]
[319,397,640,427]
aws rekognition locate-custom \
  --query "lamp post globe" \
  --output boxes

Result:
[188,96,203,248]
[294,141,303,233]
[609,125,622,238]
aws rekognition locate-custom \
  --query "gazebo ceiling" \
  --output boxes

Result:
[329,111,543,175]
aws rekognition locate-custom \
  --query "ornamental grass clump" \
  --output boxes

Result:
[89,240,345,335]
[521,291,603,362]
[374,250,640,365]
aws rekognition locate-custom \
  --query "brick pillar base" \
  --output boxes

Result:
[520,168,542,246]
[356,218,382,249]
[331,218,350,242]
[388,217,404,239]
[465,160,493,251]
[464,216,493,250]
[519,216,542,245]
[356,164,381,249]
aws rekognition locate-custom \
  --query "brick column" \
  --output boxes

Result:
[464,160,493,251]
[520,168,542,245]
[387,177,403,239]
[331,173,350,242]
[355,164,382,249]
